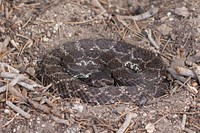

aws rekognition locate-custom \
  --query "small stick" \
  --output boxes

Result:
[19,39,33,55]
[184,128,196,133]
[117,113,134,133]
[92,125,98,133]
[93,0,106,12]
[167,68,187,83]
[0,36,11,52]
[146,29,160,49]
[175,67,196,78]
[174,78,198,94]
[6,101,31,119]
[2,113,19,127]
[16,33,31,40]
[28,99,51,114]
[181,114,187,130]
[9,87,28,102]
[0,62,19,73]
[1,72,42,91]
[10,40,20,51]
[117,8,159,21]
[192,65,200,84]
[0,75,23,93]
[51,115,70,125]
[22,16,32,28]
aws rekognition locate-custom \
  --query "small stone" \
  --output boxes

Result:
[169,17,174,21]
[143,113,147,117]
[157,24,172,35]
[41,124,45,127]
[4,109,10,114]
[23,57,29,64]
[149,110,156,114]
[47,31,51,37]
[132,113,138,118]
[13,129,16,132]
[0,26,5,33]
[85,130,92,133]
[41,29,45,33]
[167,12,171,16]
[26,67,35,76]
[113,105,126,114]
[72,104,84,113]
[174,6,189,17]
[43,36,49,42]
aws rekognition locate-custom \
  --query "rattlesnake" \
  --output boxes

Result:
[37,39,169,105]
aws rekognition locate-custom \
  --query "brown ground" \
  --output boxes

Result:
[0,0,200,133]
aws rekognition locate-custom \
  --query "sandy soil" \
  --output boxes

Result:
[0,0,200,133]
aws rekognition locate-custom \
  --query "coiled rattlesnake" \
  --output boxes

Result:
[37,39,169,105]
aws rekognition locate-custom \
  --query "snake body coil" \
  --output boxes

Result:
[37,39,169,105]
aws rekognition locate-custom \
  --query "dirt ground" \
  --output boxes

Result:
[0,0,200,133]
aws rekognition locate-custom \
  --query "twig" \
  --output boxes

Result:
[167,68,187,83]
[1,72,42,90]
[2,113,19,127]
[19,39,33,55]
[93,0,106,12]
[22,16,32,28]
[174,78,198,94]
[27,99,51,114]
[117,113,134,133]
[181,114,187,130]
[36,18,54,23]
[8,86,28,102]
[184,128,196,133]
[116,17,145,40]
[16,33,31,40]
[192,65,200,84]
[162,38,171,53]
[116,8,159,21]
[188,123,200,131]
[0,62,19,73]
[146,29,160,49]
[175,67,196,78]
[6,101,31,119]
[0,36,11,53]
[10,40,20,51]
[92,125,98,133]
[51,115,70,125]
[0,75,23,93]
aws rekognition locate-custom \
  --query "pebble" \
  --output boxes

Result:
[4,109,10,114]
[143,113,147,117]
[43,36,49,42]
[132,113,138,118]
[85,130,92,133]
[26,67,35,76]
[41,124,45,127]
[72,104,84,113]
[47,31,51,37]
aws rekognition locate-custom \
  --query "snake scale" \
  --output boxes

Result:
[37,39,169,105]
